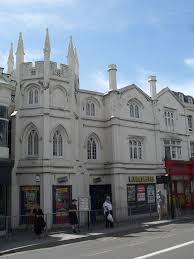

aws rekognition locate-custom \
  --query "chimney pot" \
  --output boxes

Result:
[148,75,157,99]
[107,64,117,91]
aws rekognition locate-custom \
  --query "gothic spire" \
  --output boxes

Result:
[7,43,14,74]
[16,32,25,63]
[67,35,75,68]
[44,28,51,60]
[74,47,79,76]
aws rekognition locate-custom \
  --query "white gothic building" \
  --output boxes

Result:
[2,30,194,228]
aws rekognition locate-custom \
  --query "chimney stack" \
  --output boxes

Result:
[108,64,117,91]
[148,75,157,99]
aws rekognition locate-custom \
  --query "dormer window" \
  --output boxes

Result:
[179,93,184,102]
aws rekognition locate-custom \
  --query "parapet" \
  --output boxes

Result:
[20,61,69,80]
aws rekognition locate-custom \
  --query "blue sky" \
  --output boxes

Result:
[1,0,194,95]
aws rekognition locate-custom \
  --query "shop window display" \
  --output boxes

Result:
[53,186,71,224]
[127,184,156,215]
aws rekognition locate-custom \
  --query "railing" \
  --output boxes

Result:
[2,204,193,237]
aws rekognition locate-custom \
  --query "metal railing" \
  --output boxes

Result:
[1,204,192,237]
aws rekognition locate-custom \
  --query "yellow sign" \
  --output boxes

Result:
[21,186,40,191]
[129,176,156,183]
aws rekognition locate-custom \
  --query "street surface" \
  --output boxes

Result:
[3,220,194,259]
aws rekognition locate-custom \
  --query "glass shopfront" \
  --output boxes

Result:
[52,186,72,224]
[20,186,40,224]
[127,176,157,215]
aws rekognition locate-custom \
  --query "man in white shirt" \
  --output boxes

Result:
[103,196,114,228]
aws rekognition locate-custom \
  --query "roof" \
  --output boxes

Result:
[119,84,152,102]
[0,68,16,90]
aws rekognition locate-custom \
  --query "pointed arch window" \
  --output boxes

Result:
[27,130,38,156]
[87,137,97,160]
[34,89,38,104]
[29,90,33,104]
[53,130,63,157]
[130,104,134,117]
[28,88,39,105]
[135,105,139,118]
[129,101,141,119]
[86,101,95,116]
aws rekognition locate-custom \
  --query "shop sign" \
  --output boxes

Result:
[78,197,89,211]
[93,177,102,183]
[129,176,156,183]
[57,176,68,183]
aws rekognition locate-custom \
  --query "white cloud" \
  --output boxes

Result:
[184,58,194,69]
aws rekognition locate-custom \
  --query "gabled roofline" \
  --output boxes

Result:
[156,87,185,107]
[119,84,152,102]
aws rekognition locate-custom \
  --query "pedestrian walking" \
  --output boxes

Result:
[34,208,46,238]
[69,199,79,233]
[175,196,181,217]
[103,196,114,228]
[157,190,165,220]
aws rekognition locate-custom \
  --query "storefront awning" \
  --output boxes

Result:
[165,160,194,178]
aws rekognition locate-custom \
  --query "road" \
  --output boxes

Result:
[3,220,194,259]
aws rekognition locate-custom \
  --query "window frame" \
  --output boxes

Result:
[27,129,39,157]
[87,137,97,160]
[129,102,141,119]
[86,101,95,117]
[28,88,39,105]
[188,115,193,132]
[164,139,182,160]
[129,139,143,160]
[190,142,194,157]
[164,110,175,131]
[53,130,63,157]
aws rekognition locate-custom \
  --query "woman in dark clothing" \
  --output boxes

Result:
[69,199,79,233]
[34,208,45,237]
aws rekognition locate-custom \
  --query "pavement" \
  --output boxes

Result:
[0,214,194,257]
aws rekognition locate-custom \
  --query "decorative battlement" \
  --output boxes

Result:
[21,61,44,78]
[50,62,69,78]
[20,61,69,80]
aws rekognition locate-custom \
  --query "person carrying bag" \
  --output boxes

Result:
[103,196,114,228]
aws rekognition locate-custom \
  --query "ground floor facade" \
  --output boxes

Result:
[11,163,165,229]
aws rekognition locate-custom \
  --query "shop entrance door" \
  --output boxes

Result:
[89,185,112,224]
